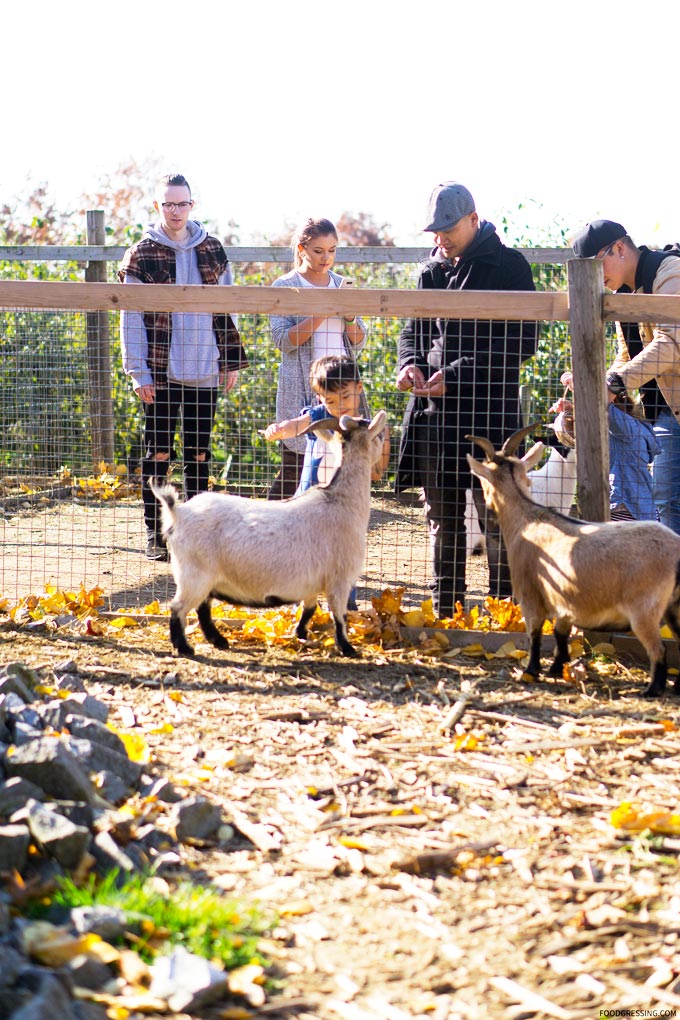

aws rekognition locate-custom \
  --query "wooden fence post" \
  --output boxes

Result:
[567,258,609,522]
[85,210,114,468]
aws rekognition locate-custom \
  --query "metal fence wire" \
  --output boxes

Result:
[0,251,644,618]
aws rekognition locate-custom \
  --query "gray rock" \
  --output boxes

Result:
[64,717,126,757]
[53,658,78,673]
[140,776,184,803]
[62,953,113,991]
[0,944,26,986]
[0,777,45,817]
[49,800,94,830]
[170,796,223,842]
[149,945,229,1013]
[10,706,42,731]
[70,905,127,941]
[11,721,44,747]
[63,737,141,789]
[0,666,35,702]
[92,771,129,805]
[0,691,29,728]
[0,989,28,1017]
[54,674,87,693]
[37,695,108,730]
[90,831,137,874]
[4,737,95,803]
[18,800,90,869]
[135,822,175,854]
[9,973,78,1020]
[73,1004,109,1020]
[0,823,30,870]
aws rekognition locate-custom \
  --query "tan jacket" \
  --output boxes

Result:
[612,258,680,417]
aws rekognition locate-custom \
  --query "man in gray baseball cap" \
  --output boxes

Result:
[423,182,476,233]
[394,180,538,616]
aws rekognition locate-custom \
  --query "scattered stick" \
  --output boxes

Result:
[399,838,500,875]
[440,681,478,731]
[489,975,575,1019]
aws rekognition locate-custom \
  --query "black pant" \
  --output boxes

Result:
[142,383,218,532]
[267,446,305,500]
[143,383,218,462]
[413,429,511,617]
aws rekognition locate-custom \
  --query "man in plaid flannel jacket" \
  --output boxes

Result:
[119,173,247,560]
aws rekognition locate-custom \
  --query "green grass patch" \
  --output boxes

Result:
[30,869,274,970]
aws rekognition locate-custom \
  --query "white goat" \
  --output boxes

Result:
[467,424,680,698]
[150,411,386,659]
[465,446,577,556]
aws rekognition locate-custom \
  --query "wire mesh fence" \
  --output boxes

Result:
[0,248,654,622]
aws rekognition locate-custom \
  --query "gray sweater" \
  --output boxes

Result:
[270,269,368,453]
[121,220,233,390]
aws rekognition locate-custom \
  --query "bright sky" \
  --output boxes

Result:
[4,0,679,248]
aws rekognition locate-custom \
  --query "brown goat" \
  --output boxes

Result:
[467,424,680,698]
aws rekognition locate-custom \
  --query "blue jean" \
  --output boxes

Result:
[652,410,680,534]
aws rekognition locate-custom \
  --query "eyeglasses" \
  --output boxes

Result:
[161,201,193,211]
[594,241,619,260]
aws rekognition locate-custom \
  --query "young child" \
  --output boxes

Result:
[553,371,659,521]
[264,355,391,608]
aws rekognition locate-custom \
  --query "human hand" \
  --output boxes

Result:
[135,384,155,404]
[549,396,574,414]
[560,371,574,390]
[221,370,239,392]
[396,365,426,391]
[412,370,447,397]
[262,423,283,441]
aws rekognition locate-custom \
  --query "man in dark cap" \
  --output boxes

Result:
[573,219,680,533]
[395,182,538,618]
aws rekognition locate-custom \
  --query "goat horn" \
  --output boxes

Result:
[298,415,339,437]
[500,422,543,456]
[466,435,496,460]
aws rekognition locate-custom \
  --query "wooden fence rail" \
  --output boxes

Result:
[0,245,572,266]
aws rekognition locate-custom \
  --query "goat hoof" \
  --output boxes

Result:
[641,680,666,698]
[210,635,230,651]
[339,643,358,658]
[548,662,564,678]
[175,642,195,658]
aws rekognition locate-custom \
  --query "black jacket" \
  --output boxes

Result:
[396,222,537,490]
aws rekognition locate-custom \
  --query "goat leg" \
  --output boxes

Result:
[549,624,571,678]
[525,625,544,678]
[296,601,318,641]
[170,609,194,657]
[196,600,230,651]
[642,656,668,699]
[334,612,358,658]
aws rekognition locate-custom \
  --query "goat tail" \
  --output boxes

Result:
[148,480,179,522]
[663,559,680,640]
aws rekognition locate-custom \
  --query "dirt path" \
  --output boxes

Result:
[2,612,680,1019]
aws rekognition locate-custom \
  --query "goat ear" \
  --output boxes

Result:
[522,442,545,470]
[466,453,493,481]
[368,409,387,438]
